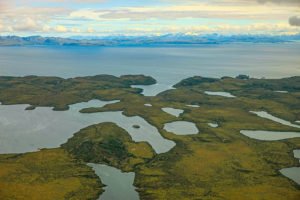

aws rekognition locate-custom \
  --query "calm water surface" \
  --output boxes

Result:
[250,111,300,129]
[294,150,300,160]
[0,100,175,154]
[88,163,139,200]
[280,150,300,185]
[0,44,299,94]
[240,130,300,141]
[204,91,236,98]
[164,121,199,135]
[162,107,184,117]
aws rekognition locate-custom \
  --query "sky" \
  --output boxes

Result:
[0,0,299,36]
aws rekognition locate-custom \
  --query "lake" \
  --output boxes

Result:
[0,43,299,88]
[0,100,175,154]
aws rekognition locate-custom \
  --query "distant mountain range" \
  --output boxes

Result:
[1,34,300,46]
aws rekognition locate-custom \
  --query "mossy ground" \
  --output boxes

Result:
[0,149,103,200]
[0,74,155,110]
[62,122,155,172]
[0,75,299,200]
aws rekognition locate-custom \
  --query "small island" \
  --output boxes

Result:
[133,125,141,129]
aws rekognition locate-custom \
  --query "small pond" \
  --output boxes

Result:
[293,150,300,160]
[280,150,300,185]
[187,105,200,108]
[240,130,300,141]
[162,107,184,117]
[164,121,198,135]
[250,111,300,129]
[275,91,288,93]
[208,123,219,128]
[204,91,236,98]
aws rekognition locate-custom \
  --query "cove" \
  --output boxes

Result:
[88,163,139,200]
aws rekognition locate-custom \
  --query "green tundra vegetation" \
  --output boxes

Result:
[0,75,299,200]
[0,74,156,110]
[62,122,155,172]
[0,149,103,200]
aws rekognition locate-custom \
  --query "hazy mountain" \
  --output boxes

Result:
[0,34,299,47]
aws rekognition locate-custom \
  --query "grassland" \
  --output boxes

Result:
[0,75,299,200]
[62,122,155,172]
[0,74,155,110]
[0,149,103,200]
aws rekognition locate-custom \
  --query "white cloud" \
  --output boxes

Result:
[71,27,81,33]
[69,9,103,20]
[87,27,95,33]
[69,3,299,21]
[0,0,299,35]
[55,25,68,32]
[13,17,38,31]
[42,25,51,32]
[118,22,300,35]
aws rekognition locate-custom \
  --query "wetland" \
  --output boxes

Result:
[0,74,299,200]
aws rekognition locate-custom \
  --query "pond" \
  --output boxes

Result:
[275,91,288,93]
[88,163,139,200]
[293,150,300,160]
[208,123,219,128]
[204,91,236,98]
[164,121,198,135]
[240,130,300,141]
[250,111,300,129]
[162,107,184,117]
[279,150,300,185]
[240,127,300,185]
[187,105,200,108]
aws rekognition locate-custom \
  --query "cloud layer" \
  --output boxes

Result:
[257,0,300,5]
[0,0,299,36]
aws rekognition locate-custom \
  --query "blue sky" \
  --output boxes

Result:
[0,0,299,36]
